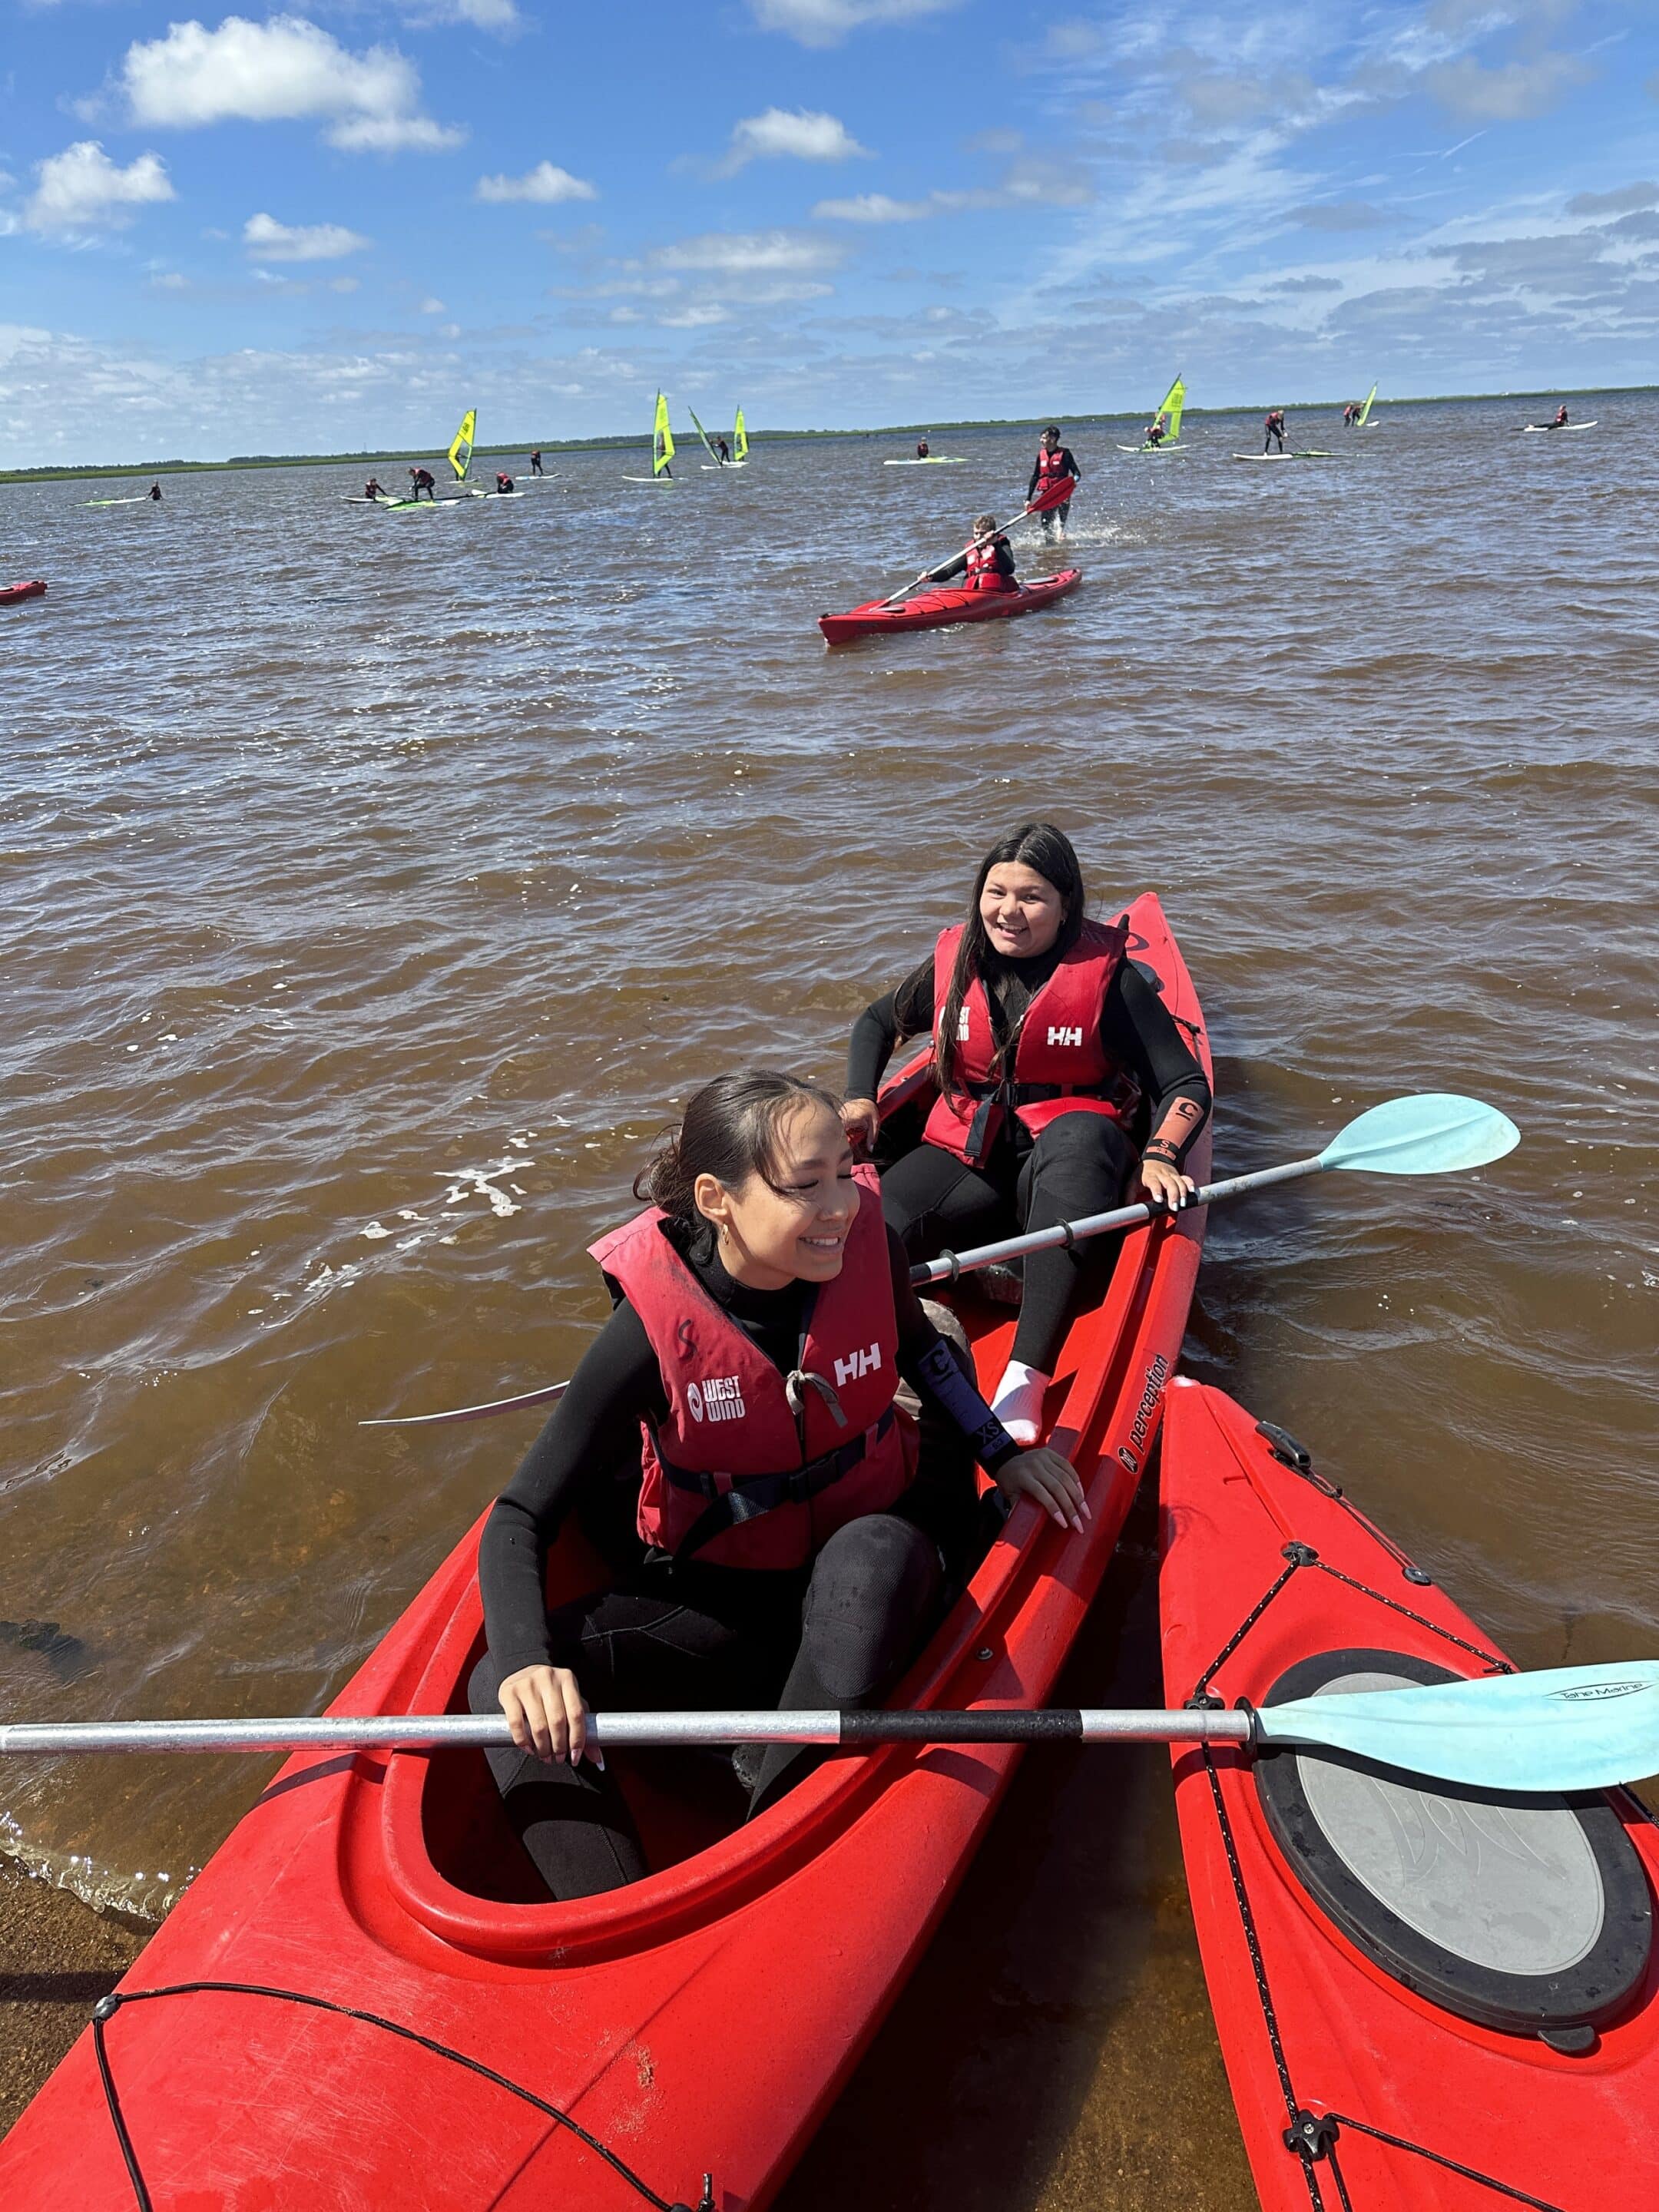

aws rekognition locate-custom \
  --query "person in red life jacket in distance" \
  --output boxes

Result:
[1552,403,1569,427]
[469,1071,1084,1899]
[1342,402,1359,429]
[529,449,545,476]
[1264,407,1287,452]
[495,470,515,494]
[409,464,438,501]
[1028,425,1079,536]
[841,823,1210,1447]
[1144,411,1168,447]
[916,434,931,458]
[364,475,386,499]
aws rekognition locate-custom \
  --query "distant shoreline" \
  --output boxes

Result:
[2,382,1648,487]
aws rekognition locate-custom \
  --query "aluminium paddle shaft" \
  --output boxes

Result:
[0,1709,1257,1757]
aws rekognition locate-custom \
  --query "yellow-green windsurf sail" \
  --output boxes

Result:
[1357,381,1378,426]
[448,409,475,481]
[733,407,748,461]
[687,405,720,463]
[653,392,675,475]
[1155,374,1185,444]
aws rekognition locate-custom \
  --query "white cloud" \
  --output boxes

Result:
[475,160,597,204]
[720,108,871,173]
[243,211,370,261]
[652,228,843,275]
[114,15,462,154]
[813,192,930,221]
[25,141,175,234]
[404,0,521,28]
[748,0,962,45]
[419,296,445,313]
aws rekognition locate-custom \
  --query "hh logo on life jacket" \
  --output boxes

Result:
[833,1344,882,1388]
[686,1376,745,1424]
[1047,1025,1084,1048]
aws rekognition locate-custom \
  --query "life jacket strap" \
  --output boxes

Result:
[657,1409,898,1562]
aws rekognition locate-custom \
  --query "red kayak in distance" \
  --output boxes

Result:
[820,566,1081,644]
[0,895,1208,2212]
[1,580,47,606]
[1160,1378,1659,2212]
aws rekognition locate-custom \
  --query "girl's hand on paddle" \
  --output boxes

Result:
[498,1664,594,1767]
[840,1097,882,1150]
[1134,1155,1196,1212]
[998,1447,1090,1534]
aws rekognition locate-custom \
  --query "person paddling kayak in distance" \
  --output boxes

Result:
[1028,426,1079,537]
[470,1071,1084,1898]
[899,515,1017,603]
[1264,408,1287,453]
[841,823,1210,1445]
[409,465,438,502]
[529,449,545,476]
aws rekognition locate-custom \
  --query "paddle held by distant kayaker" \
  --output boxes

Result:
[840,823,1210,1447]
[1028,426,1079,535]
[470,1071,1086,1899]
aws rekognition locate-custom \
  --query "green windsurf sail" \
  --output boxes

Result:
[448,409,475,482]
[733,407,748,461]
[1155,373,1185,445]
[1356,381,1379,426]
[653,392,675,476]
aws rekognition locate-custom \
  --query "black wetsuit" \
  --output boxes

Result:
[1264,413,1286,453]
[847,947,1210,1375]
[1027,447,1080,528]
[530,452,545,475]
[472,1220,1020,1899]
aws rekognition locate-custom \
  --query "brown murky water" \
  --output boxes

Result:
[2,399,1655,2199]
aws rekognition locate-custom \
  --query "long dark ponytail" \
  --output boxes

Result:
[934,823,1087,1104]
[637,1071,843,1224]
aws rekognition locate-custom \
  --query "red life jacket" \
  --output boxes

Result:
[1035,445,1067,480]
[922,917,1141,1166]
[587,1165,917,1569]
[964,538,1012,593]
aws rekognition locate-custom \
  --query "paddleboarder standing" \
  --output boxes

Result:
[409,465,438,502]
[1028,426,1080,538]
[1264,408,1287,453]
[529,449,544,476]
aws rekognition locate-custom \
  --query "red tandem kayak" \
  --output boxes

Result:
[820,566,1081,644]
[1,580,46,605]
[0,891,1209,2210]
[1160,1378,1659,2212]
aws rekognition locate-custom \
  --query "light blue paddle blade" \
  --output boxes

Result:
[1318,1093,1520,1177]
[1260,1660,1659,1793]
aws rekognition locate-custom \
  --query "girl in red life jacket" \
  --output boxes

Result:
[841,823,1210,1447]
[469,1071,1085,1900]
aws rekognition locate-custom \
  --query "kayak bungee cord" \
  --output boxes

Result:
[90,1981,716,2212]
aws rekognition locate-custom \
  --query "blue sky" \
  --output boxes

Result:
[3,1,1658,464]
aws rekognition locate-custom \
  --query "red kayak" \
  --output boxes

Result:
[820,566,1080,644]
[1160,1378,1659,2212]
[1,892,1209,2210]
[1,579,46,605]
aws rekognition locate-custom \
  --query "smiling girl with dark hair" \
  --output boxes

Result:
[843,823,1211,1444]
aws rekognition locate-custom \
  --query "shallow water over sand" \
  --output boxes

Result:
[2,397,1654,2197]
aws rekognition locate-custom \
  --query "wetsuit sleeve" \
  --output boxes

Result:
[994,541,1017,580]
[889,1229,1021,1473]
[846,955,935,1101]
[1103,964,1212,1165]
[477,1304,662,1674]
[1026,459,1041,499]
[1062,449,1081,481]
[933,549,969,582]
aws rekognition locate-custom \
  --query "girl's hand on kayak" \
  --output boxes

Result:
[1134,1156,1196,1213]
[997,1447,1090,1535]
[840,1097,881,1150]
[498,1664,594,1766]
